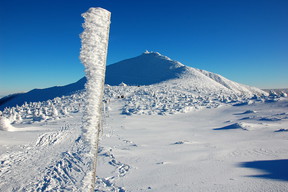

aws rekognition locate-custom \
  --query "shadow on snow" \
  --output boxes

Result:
[239,159,288,181]
[213,123,246,131]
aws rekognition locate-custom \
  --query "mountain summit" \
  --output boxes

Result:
[0,52,266,110]
[105,51,186,85]
[105,51,264,95]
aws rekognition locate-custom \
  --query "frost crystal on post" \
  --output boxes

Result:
[79,7,111,191]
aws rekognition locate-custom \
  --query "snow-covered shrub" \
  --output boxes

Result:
[51,105,59,117]
[0,91,86,124]
[280,91,287,97]
[0,116,15,131]
[269,90,279,98]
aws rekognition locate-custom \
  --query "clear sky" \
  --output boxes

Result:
[0,0,287,97]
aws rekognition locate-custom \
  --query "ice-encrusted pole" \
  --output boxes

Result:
[80,7,111,191]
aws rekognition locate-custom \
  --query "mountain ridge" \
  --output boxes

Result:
[0,51,267,110]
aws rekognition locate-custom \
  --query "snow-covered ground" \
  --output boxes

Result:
[0,84,287,191]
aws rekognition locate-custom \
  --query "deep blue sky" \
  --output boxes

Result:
[0,0,287,96]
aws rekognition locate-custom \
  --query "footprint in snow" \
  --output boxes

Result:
[122,139,138,147]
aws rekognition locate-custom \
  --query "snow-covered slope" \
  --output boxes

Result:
[0,78,85,110]
[0,51,267,110]
[197,69,265,95]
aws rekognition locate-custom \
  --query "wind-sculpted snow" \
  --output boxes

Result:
[104,84,270,116]
[0,84,284,124]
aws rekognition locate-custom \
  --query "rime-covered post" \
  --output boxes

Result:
[80,7,111,191]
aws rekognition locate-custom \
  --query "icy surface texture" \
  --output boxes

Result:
[80,7,110,148]
[79,7,111,191]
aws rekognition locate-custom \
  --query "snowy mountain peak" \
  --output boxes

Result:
[105,52,187,86]
[105,52,265,96]
[0,52,268,110]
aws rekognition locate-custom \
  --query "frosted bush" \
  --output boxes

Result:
[0,91,86,124]
[0,116,15,131]
[280,92,287,97]
[51,106,59,117]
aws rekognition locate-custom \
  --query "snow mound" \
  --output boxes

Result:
[0,116,16,131]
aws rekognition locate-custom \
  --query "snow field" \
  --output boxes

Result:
[95,97,288,192]
[0,112,91,191]
[0,85,287,191]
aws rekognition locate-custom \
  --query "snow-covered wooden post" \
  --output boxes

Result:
[80,7,111,191]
